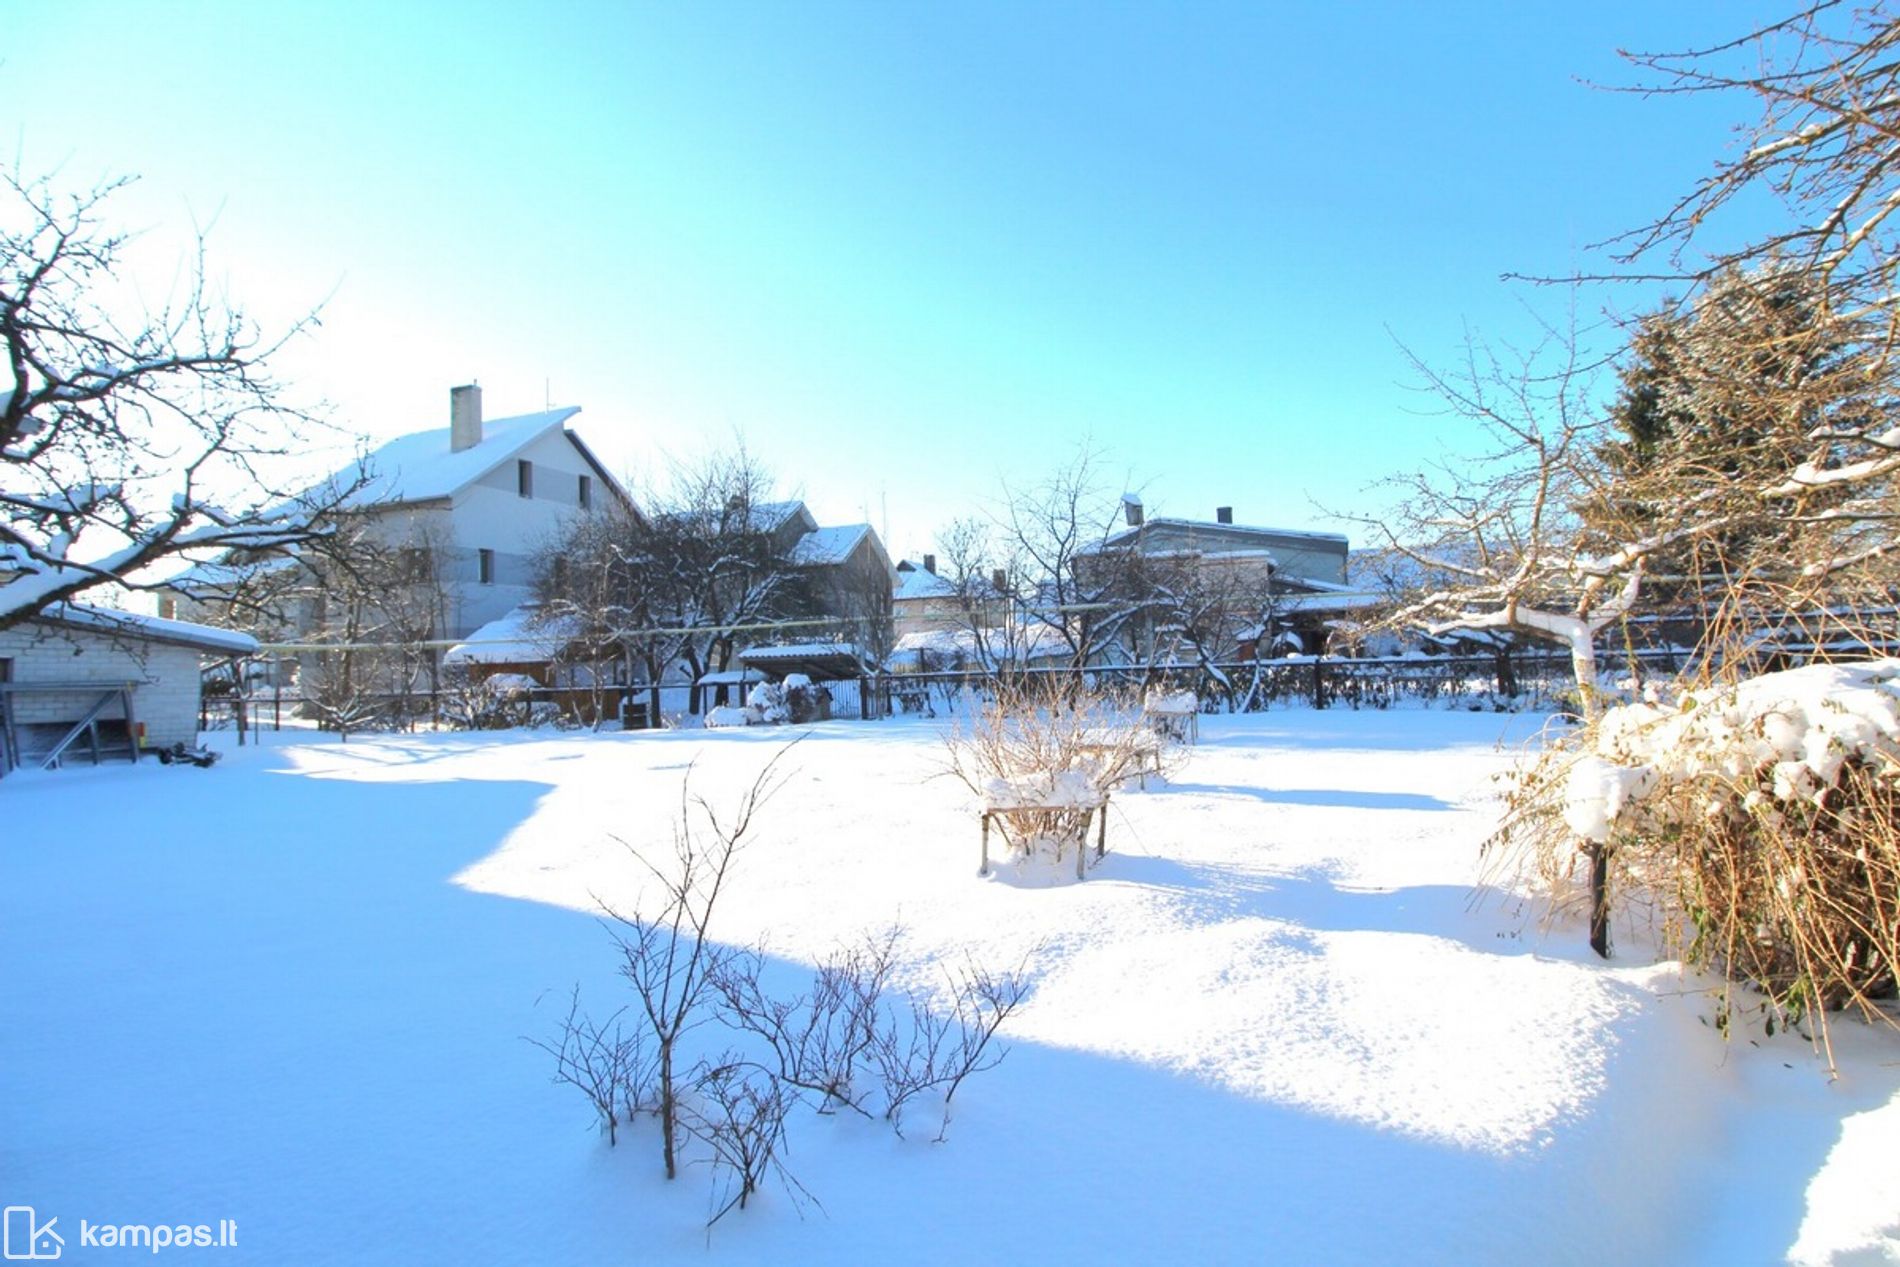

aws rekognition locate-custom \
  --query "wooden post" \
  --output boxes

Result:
[1588,844,1612,959]
[1097,799,1108,859]
[980,812,991,877]
[1077,811,1088,880]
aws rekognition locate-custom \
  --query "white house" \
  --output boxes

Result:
[314,384,638,640]
[174,384,638,644]
[0,603,257,774]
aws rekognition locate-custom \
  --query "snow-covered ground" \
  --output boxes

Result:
[3,709,1896,1264]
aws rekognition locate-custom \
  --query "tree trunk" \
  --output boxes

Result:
[659,1039,677,1179]
[1568,636,1600,720]
[1587,843,1612,959]
[1493,645,1517,697]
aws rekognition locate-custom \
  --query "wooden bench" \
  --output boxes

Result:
[979,795,1109,880]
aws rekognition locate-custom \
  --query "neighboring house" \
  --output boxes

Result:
[0,603,257,774]
[784,518,897,662]
[657,497,897,678]
[1077,502,1367,659]
[172,385,638,717]
[441,500,896,720]
[892,556,960,641]
[308,383,638,640]
[178,384,636,640]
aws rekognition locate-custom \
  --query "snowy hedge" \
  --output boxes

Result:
[1509,659,1900,1035]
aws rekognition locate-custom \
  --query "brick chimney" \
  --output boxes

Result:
[450,383,483,453]
[1216,506,1233,525]
[923,553,937,574]
[1123,493,1144,527]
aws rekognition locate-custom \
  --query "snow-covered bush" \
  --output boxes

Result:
[745,681,791,725]
[703,705,750,729]
[440,668,533,730]
[1492,660,1900,1041]
[945,679,1178,868]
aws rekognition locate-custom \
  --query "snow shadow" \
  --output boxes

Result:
[1161,779,1454,811]
[0,757,641,1263]
[1197,709,1547,754]
[1092,852,1515,951]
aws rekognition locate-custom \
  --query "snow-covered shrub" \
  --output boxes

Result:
[440,668,532,730]
[945,678,1179,868]
[745,681,791,725]
[1492,660,1900,1040]
[704,706,751,729]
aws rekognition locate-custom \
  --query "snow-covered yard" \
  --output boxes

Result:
[3,709,1897,1264]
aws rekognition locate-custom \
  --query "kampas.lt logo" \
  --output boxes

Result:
[2,1207,62,1261]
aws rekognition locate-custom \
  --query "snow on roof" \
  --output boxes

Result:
[1082,517,1349,555]
[696,668,764,686]
[166,552,302,595]
[659,499,809,536]
[889,620,1065,666]
[790,524,870,567]
[443,603,580,665]
[739,641,862,661]
[36,602,260,655]
[894,566,956,601]
[1274,591,1385,614]
[314,407,580,509]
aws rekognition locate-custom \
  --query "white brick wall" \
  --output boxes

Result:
[0,621,206,750]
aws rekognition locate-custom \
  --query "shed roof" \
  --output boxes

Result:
[443,603,580,665]
[34,603,260,655]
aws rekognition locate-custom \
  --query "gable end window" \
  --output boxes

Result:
[517,460,534,499]
[579,474,593,510]
[478,548,495,585]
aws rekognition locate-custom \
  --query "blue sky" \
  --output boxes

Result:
[7,1,1787,561]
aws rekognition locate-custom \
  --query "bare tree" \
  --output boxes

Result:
[1345,322,1649,718]
[660,449,801,709]
[292,522,449,737]
[1,164,359,627]
[603,747,796,1181]
[997,446,1148,674]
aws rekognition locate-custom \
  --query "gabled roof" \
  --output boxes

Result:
[33,602,260,655]
[312,407,578,509]
[790,524,871,567]
[894,564,956,601]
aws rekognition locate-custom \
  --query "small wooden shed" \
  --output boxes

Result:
[0,603,257,774]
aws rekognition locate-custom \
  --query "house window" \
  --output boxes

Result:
[579,474,593,510]
[517,460,534,499]
[478,549,495,585]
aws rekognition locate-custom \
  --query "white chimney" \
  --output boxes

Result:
[450,383,483,453]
